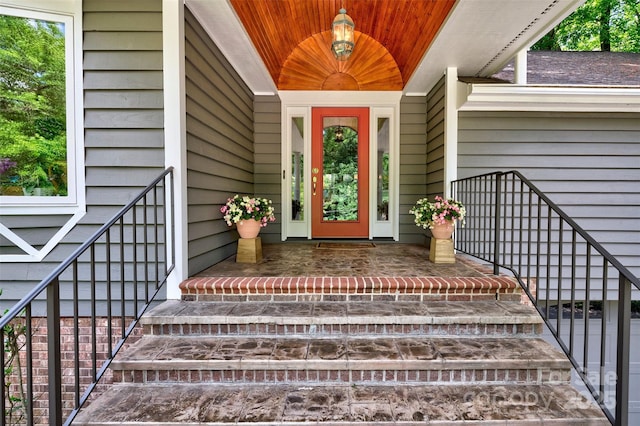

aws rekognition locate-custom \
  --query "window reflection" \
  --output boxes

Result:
[322,117,358,222]
[291,117,304,220]
[0,14,67,197]
[377,118,390,221]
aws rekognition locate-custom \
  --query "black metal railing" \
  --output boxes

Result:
[1,167,175,426]
[452,170,640,426]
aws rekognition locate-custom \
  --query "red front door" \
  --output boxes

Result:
[311,107,369,238]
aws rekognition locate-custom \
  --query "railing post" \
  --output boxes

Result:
[615,274,631,426]
[493,173,502,275]
[47,278,62,425]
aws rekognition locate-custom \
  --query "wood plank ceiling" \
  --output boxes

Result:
[229,0,456,91]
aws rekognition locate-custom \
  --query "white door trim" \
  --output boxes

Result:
[279,91,402,241]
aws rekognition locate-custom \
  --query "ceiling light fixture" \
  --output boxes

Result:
[331,8,354,60]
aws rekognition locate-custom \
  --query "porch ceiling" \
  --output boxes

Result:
[186,0,586,95]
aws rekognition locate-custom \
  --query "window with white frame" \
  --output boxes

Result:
[0,0,85,262]
[0,2,83,210]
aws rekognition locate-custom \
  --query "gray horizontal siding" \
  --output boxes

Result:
[83,13,162,31]
[0,0,166,306]
[426,77,446,199]
[83,32,163,50]
[399,80,445,244]
[254,95,282,243]
[84,129,164,148]
[185,6,255,275]
[458,111,640,278]
[83,0,161,12]
[84,71,163,90]
[84,51,163,70]
[84,91,164,109]
[399,95,428,244]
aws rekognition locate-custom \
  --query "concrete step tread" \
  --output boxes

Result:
[112,336,569,372]
[142,300,542,326]
[74,383,608,425]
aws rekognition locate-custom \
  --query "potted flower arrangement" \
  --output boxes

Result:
[409,195,466,239]
[220,194,276,239]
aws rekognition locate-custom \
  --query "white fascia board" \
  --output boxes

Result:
[458,84,640,112]
[278,91,403,106]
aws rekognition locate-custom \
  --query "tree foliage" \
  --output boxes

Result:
[0,14,67,195]
[322,126,359,221]
[532,0,640,52]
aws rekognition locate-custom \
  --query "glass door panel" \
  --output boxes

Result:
[322,119,359,221]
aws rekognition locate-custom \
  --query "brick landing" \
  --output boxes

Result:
[180,275,521,302]
[183,243,522,302]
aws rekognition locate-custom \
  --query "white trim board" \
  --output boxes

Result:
[458,84,640,112]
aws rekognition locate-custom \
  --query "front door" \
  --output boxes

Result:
[311,107,369,238]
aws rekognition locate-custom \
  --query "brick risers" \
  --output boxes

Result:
[179,276,522,302]
[114,366,569,386]
[111,300,565,391]
[145,322,542,337]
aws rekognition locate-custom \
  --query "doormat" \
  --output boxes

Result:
[316,242,376,249]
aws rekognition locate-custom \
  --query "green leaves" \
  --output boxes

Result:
[0,13,67,196]
[532,0,640,52]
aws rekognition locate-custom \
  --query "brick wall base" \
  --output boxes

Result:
[4,317,141,425]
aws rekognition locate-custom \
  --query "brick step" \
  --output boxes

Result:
[141,300,542,337]
[111,335,570,385]
[73,382,609,425]
[179,275,522,302]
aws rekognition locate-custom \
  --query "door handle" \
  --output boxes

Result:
[312,176,317,196]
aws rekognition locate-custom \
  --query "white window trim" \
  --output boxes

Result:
[458,83,640,113]
[281,106,310,239]
[370,107,397,239]
[0,0,85,262]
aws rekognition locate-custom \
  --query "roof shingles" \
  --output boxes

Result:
[492,51,640,86]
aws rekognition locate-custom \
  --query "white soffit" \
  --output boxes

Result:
[404,0,585,95]
[186,0,277,95]
[458,84,640,112]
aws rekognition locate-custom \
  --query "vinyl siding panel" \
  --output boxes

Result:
[77,0,166,302]
[84,129,164,148]
[399,96,427,243]
[185,7,255,275]
[254,95,282,243]
[0,0,166,306]
[458,111,640,278]
[83,32,163,50]
[426,76,446,198]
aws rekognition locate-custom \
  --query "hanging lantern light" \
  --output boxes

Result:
[331,8,354,61]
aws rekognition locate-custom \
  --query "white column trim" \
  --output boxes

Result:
[443,67,458,197]
[163,0,187,299]
[515,49,528,84]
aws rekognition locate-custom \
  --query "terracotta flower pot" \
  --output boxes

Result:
[431,220,455,239]
[236,219,262,239]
